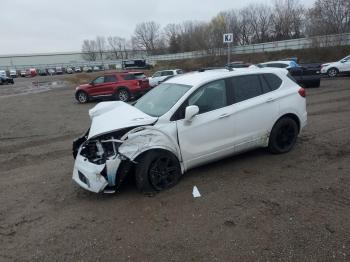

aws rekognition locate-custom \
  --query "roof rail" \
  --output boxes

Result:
[198,67,233,72]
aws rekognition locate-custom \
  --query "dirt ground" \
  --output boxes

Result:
[0,76,350,262]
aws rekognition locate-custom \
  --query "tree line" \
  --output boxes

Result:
[82,0,350,61]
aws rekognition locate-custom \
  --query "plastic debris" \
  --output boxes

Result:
[192,186,201,198]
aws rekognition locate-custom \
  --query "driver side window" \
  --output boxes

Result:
[188,80,227,114]
[93,76,104,84]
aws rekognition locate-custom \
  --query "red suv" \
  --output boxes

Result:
[75,71,150,103]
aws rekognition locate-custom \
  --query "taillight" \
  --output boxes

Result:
[298,87,306,97]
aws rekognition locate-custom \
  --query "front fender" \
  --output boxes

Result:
[118,126,181,163]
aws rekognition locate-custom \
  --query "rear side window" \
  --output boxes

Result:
[262,73,282,91]
[104,75,117,83]
[230,75,263,103]
[161,71,173,76]
[133,73,146,79]
[122,74,136,80]
[176,70,184,74]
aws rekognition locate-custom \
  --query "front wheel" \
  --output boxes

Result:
[268,117,299,154]
[76,91,88,103]
[135,150,182,193]
[327,68,338,78]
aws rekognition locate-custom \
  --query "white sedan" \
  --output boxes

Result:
[72,68,307,193]
[148,69,183,87]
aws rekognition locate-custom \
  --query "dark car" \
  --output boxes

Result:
[38,69,48,76]
[258,60,321,88]
[225,61,251,68]
[0,76,14,85]
[75,72,150,103]
[122,59,152,70]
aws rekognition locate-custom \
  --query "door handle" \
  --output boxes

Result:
[218,113,230,119]
[266,98,275,103]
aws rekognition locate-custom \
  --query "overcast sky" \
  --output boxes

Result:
[1,0,316,55]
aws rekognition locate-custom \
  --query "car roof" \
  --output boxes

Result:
[166,68,286,86]
[260,61,291,65]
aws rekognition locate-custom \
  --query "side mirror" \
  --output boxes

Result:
[184,105,199,121]
[89,81,94,86]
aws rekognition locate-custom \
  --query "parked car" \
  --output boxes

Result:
[28,68,37,77]
[75,72,151,103]
[48,68,55,75]
[320,55,350,77]
[257,60,321,88]
[56,67,63,75]
[20,70,27,77]
[75,66,82,73]
[122,59,152,70]
[66,67,74,74]
[9,69,17,78]
[0,70,14,85]
[149,69,184,87]
[93,66,101,71]
[83,66,92,73]
[72,67,307,193]
[38,69,48,76]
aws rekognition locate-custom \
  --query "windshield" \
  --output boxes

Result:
[134,83,191,117]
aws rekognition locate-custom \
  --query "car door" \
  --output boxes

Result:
[339,56,350,72]
[176,79,236,169]
[89,76,107,96]
[227,74,280,153]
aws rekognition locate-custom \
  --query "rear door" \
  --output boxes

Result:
[227,74,280,152]
[103,75,118,95]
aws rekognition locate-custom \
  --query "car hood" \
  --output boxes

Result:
[88,101,157,139]
[79,83,91,89]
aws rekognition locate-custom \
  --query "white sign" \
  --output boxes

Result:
[223,33,233,43]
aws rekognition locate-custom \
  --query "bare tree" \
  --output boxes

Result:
[107,36,128,59]
[133,21,161,53]
[81,40,97,61]
[307,0,350,36]
[96,36,106,62]
[245,4,272,43]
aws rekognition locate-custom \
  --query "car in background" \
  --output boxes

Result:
[75,66,82,73]
[225,61,251,68]
[0,70,14,85]
[9,69,17,78]
[66,67,74,74]
[83,66,92,73]
[320,55,350,77]
[257,60,321,88]
[75,72,151,103]
[56,67,63,75]
[38,69,48,76]
[122,59,152,70]
[93,66,101,71]
[72,67,307,193]
[149,69,184,87]
[20,70,27,77]
[48,68,55,75]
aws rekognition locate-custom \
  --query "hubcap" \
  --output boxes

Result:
[329,69,337,77]
[276,123,296,150]
[118,90,128,102]
[78,93,87,103]
[149,157,178,190]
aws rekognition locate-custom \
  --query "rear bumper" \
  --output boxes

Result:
[132,87,151,97]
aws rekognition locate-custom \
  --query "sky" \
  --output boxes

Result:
[0,0,316,55]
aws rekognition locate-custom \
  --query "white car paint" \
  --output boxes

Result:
[148,69,183,87]
[72,68,307,193]
[320,55,350,76]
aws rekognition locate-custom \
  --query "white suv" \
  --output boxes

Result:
[72,68,307,193]
[149,69,183,87]
[320,55,350,77]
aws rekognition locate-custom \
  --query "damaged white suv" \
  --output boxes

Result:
[72,68,307,193]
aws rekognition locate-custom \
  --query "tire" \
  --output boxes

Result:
[76,91,89,103]
[268,117,299,154]
[327,68,338,78]
[135,150,181,193]
[116,88,130,102]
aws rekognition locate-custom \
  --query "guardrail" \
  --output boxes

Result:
[1,33,349,70]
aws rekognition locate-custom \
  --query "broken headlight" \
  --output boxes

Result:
[80,138,121,165]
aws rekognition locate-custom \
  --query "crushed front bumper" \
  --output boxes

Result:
[72,153,108,193]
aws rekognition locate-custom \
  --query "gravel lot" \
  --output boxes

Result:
[0,76,350,261]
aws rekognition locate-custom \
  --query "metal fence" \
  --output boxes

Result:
[1,33,350,70]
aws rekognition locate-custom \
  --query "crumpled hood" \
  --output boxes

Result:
[88,101,157,139]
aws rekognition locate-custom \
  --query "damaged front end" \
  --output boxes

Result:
[72,128,134,193]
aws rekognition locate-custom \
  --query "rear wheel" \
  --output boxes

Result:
[327,68,338,77]
[116,88,130,102]
[268,117,299,154]
[135,150,181,193]
[77,91,88,103]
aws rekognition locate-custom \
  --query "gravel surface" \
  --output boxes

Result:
[0,76,349,261]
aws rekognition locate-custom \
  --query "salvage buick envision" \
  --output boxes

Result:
[72,68,307,193]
